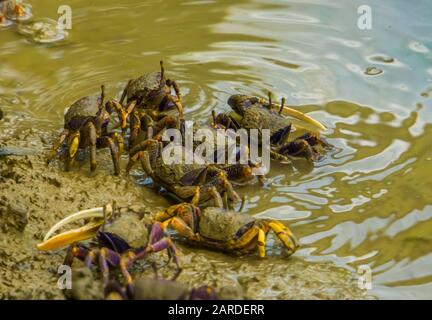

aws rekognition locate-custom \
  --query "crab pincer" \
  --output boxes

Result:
[36,203,181,297]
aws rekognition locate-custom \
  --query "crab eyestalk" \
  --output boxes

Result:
[36,204,113,251]
[160,60,165,83]
[269,99,327,131]
[279,97,285,115]
[267,91,272,109]
[99,85,106,108]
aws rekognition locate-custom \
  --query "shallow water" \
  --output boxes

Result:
[1,0,432,299]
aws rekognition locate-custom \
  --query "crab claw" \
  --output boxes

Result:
[36,204,113,251]
[277,104,326,131]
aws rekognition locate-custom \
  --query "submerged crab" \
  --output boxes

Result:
[46,86,127,175]
[105,277,217,300]
[127,139,242,207]
[37,203,181,296]
[216,93,331,162]
[155,197,299,258]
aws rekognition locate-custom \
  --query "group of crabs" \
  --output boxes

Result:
[36,62,332,300]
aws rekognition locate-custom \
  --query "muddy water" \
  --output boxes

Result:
[1,0,432,299]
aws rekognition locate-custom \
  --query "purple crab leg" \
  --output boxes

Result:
[98,247,122,285]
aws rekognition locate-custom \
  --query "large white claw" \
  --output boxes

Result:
[43,207,105,242]
[37,204,113,251]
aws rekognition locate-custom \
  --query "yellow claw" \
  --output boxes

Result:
[69,135,79,158]
[268,221,299,253]
[257,228,266,258]
[260,98,326,131]
[278,106,326,131]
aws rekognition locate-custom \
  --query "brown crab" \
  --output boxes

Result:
[46,86,127,175]
[121,61,184,147]
[216,93,331,162]
[155,197,299,258]
[126,138,242,207]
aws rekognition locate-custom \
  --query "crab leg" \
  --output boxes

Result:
[278,139,315,162]
[270,124,292,146]
[257,228,266,258]
[119,222,181,296]
[65,131,80,171]
[209,187,224,209]
[128,111,141,148]
[268,221,299,253]
[84,122,97,172]
[226,225,261,252]
[46,129,69,164]
[270,149,291,162]
[106,100,129,135]
[161,217,200,242]
[97,135,120,175]
[110,131,124,156]
[64,243,89,266]
[220,173,241,203]
[99,247,122,284]
[63,243,121,285]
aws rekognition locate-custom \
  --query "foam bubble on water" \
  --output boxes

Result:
[408,41,429,53]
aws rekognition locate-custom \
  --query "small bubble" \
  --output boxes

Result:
[409,41,429,53]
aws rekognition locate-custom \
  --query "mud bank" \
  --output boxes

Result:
[0,121,371,299]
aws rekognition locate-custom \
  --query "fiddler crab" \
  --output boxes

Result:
[156,194,299,258]
[46,85,128,175]
[0,0,32,27]
[216,93,332,162]
[127,138,243,207]
[122,61,184,148]
[36,203,181,297]
[105,277,217,300]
